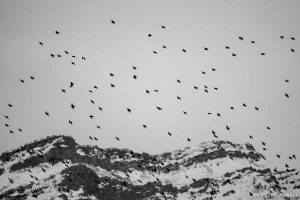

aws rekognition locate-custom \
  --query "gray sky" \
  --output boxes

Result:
[0,0,300,170]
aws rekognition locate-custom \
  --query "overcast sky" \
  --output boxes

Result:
[0,0,299,170]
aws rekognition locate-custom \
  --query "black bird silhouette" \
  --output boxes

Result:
[72,55,76,58]
[156,106,162,110]
[55,31,60,34]
[4,115,9,119]
[50,54,55,58]
[285,93,289,98]
[204,47,208,51]
[111,84,115,87]
[291,37,295,40]
[8,178,13,184]
[39,41,43,46]
[61,89,66,93]
[163,45,167,49]
[9,130,13,134]
[285,164,289,168]
[64,51,69,54]
[94,137,98,141]
[111,20,115,24]
[127,108,131,113]
[217,113,221,117]
[212,68,216,71]
[161,25,165,29]
[89,115,94,119]
[110,73,114,77]
[230,106,234,110]
[89,136,93,140]
[204,89,208,93]
[143,124,147,128]
[146,90,150,94]
[96,125,101,129]
[70,82,74,88]
[232,53,237,56]
[20,79,25,83]
[262,142,266,146]
[187,138,191,142]
[45,111,49,116]
[291,48,295,53]
[18,128,22,132]
[153,51,157,54]
[239,36,243,40]
[251,41,255,43]
[70,103,75,109]
[280,36,284,39]
[89,90,93,93]
[30,76,35,80]
[98,107,103,111]
[182,49,186,53]
[261,52,266,55]
[133,75,138,79]
[168,132,172,136]
[132,66,137,70]
[225,46,230,49]
[57,54,61,58]
[68,120,73,125]
[276,154,281,158]
[82,56,86,60]
[194,86,198,90]
[154,89,159,92]
[263,147,267,151]
[243,103,247,107]
[71,61,75,65]
[115,137,120,141]
[293,155,296,159]
[94,85,98,89]
[202,71,206,74]
[255,106,259,111]
[177,79,181,83]
[148,33,152,37]
[285,79,289,83]
[177,96,181,100]
[214,87,218,90]
[267,126,271,130]
[226,125,230,131]
[5,123,9,127]
[289,156,292,160]
[249,135,253,139]
[183,111,187,115]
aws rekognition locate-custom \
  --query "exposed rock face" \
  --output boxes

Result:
[0,135,299,199]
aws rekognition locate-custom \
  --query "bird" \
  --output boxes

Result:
[182,49,186,53]
[204,47,208,51]
[163,45,167,49]
[8,104,12,107]
[64,51,69,54]
[8,178,13,184]
[71,103,75,109]
[267,126,271,130]
[187,138,191,142]
[20,79,25,83]
[98,107,103,111]
[225,46,230,49]
[255,106,259,111]
[262,142,266,146]
[261,52,266,55]
[71,61,75,65]
[94,137,98,141]
[89,136,93,140]
[177,79,181,83]
[45,111,50,116]
[143,124,147,128]
[168,132,172,136]
[251,41,255,43]
[82,56,86,60]
[55,30,60,34]
[57,54,61,58]
[133,75,138,79]
[30,76,35,80]
[70,82,74,88]
[115,137,120,141]
[161,25,165,29]
[291,37,295,40]
[153,51,157,54]
[39,41,43,46]
[68,120,73,125]
[212,68,216,71]
[194,86,198,90]
[110,73,114,77]
[214,87,218,90]
[232,53,237,56]
[291,48,295,53]
[5,123,9,127]
[89,90,93,93]
[293,155,296,159]
[9,130,13,134]
[148,33,152,37]
[280,36,284,39]
[132,66,137,70]
[96,126,101,129]
[61,89,66,93]
[127,108,131,113]
[18,128,22,132]
[89,115,94,119]
[226,125,230,131]
[94,85,98,89]
[177,96,181,100]
[72,55,76,58]
[145,90,150,94]
[285,164,289,168]
[285,93,289,98]
[230,106,234,110]
[276,154,281,158]
[249,135,253,139]
[217,113,221,117]
[156,106,162,110]
[239,36,243,40]
[4,115,9,119]
[204,89,208,93]
[202,71,206,75]
[154,89,159,92]
[243,103,247,107]
[111,20,115,24]
[110,84,115,87]
[183,111,187,115]
[285,79,289,83]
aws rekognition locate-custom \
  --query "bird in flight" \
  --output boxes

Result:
[156,106,162,110]
[161,25,165,29]
[225,46,230,49]
[182,49,186,53]
[285,93,289,98]
[65,51,69,54]
[251,41,255,43]
[115,137,120,141]
[177,79,181,83]
[226,125,230,131]
[71,104,75,110]
[280,36,284,39]
[20,79,25,83]
[55,31,60,34]
[45,111,50,116]
[204,47,208,51]
[133,75,138,79]
[70,82,74,88]
[163,45,167,49]
[143,124,147,128]
[261,52,266,55]
[187,138,191,142]
[177,96,181,100]
[183,111,187,115]
[168,132,172,136]
[127,108,131,113]
[239,36,243,40]
[111,84,115,87]
[8,104,13,107]
[232,53,237,57]
[146,90,150,94]
[39,41,43,46]
[30,76,35,80]
[111,20,115,24]
[255,106,259,111]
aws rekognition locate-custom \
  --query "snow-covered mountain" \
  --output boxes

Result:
[0,135,299,200]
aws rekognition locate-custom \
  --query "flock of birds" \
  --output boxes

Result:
[1,19,298,192]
